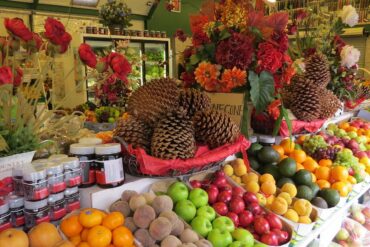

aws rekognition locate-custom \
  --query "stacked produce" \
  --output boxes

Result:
[114,78,240,159]
[334,218,368,247]
[83,106,122,123]
[349,204,370,231]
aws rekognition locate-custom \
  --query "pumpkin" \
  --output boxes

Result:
[28,222,62,247]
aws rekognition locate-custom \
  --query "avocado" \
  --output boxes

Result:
[249,156,260,171]
[311,197,328,209]
[248,143,263,156]
[318,188,340,208]
[296,185,314,201]
[257,146,280,164]
[293,170,313,186]
[309,183,320,198]
[278,158,297,177]
[259,164,281,181]
[277,178,295,188]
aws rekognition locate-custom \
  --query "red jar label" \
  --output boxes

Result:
[67,176,82,187]
[49,182,66,194]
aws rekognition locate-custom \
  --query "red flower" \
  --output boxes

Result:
[78,43,97,68]
[4,18,33,41]
[96,56,108,73]
[108,52,132,82]
[272,32,289,53]
[304,48,317,58]
[181,71,196,87]
[295,9,308,22]
[0,66,13,85]
[267,99,281,120]
[44,17,71,54]
[190,15,210,46]
[333,35,346,54]
[31,33,43,51]
[175,29,187,42]
[13,67,23,87]
[281,65,296,85]
[257,42,283,73]
[287,23,297,35]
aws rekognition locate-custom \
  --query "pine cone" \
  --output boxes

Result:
[305,53,331,88]
[281,80,296,109]
[178,89,211,117]
[151,110,196,160]
[193,110,240,149]
[290,76,321,121]
[319,89,342,119]
[127,78,180,127]
[113,116,152,153]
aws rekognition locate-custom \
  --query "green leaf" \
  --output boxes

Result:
[203,43,216,57]
[219,29,231,40]
[249,71,275,113]
[282,106,292,137]
[189,54,200,65]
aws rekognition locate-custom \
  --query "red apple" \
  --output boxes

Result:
[266,213,283,230]
[215,170,226,178]
[213,202,228,216]
[232,187,244,198]
[226,212,239,227]
[229,197,245,214]
[272,229,289,244]
[207,185,219,204]
[248,202,262,215]
[261,232,279,246]
[190,180,202,188]
[252,233,260,241]
[254,217,270,235]
[238,210,254,227]
[213,176,227,188]
[348,167,355,176]
[217,191,232,203]
[243,192,259,204]
[219,184,232,192]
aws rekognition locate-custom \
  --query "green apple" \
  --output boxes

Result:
[365,144,370,151]
[359,143,367,151]
[167,182,189,203]
[360,136,368,144]
[229,241,252,247]
[348,131,358,139]
[212,216,235,233]
[327,130,334,136]
[189,188,208,208]
[207,229,233,247]
[197,205,216,221]
[253,243,267,247]
[191,216,213,237]
[175,200,196,222]
[232,228,254,246]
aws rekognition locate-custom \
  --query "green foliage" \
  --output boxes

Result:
[249,71,275,113]
[99,0,132,27]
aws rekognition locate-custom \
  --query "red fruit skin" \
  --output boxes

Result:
[232,187,244,198]
[252,233,260,241]
[272,229,289,244]
[261,232,279,246]
[212,176,227,188]
[207,185,219,204]
[248,202,262,215]
[213,202,228,216]
[243,192,259,204]
[215,170,226,178]
[229,197,245,214]
[217,191,232,203]
[238,210,254,227]
[254,217,270,235]
[226,212,239,227]
[190,180,202,188]
[266,213,283,230]
[219,184,233,192]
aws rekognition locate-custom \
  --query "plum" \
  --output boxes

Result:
[160,211,179,228]
[124,217,137,232]
[152,195,174,215]
[194,240,212,247]
[180,229,199,243]
[121,190,138,202]
[110,200,131,217]
[171,218,185,236]
[149,217,173,241]
[135,228,156,246]
[129,195,147,211]
[143,192,156,204]
[133,205,156,228]
[161,235,182,247]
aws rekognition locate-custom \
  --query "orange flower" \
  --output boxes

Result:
[221,67,247,92]
[194,62,220,90]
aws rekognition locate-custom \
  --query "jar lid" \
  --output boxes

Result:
[249,136,258,143]
[46,163,64,176]
[70,143,95,155]
[48,192,64,203]
[0,200,9,214]
[7,195,24,208]
[95,143,121,155]
[12,166,24,177]
[49,154,68,161]
[24,199,48,210]
[79,137,103,145]
[32,159,52,170]
[22,166,47,181]
[258,135,276,144]
[62,157,80,169]
[65,186,79,196]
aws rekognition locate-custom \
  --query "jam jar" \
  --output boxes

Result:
[0,200,11,232]
[62,157,82,187]
[23,167,49,201]
[8,195,25,227]
[70,144,96,188]
[24,199,50,230]
[95,143,124,188]
[48,192,66,221]
[48,154,68,161]
[249,136,258,144]
[46,163,66,194]
[65,187,80,213]
[12,166,24,196]
[258,136,276,146]
[79,137,103,145]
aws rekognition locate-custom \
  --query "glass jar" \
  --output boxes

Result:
[48,192,66,221]
[150,30,155,37]
[24,199,50,231]
[7,195,24,227]
[79,137,102,145]
[46,163,66,194]
[23,167,49,201]
[86,26,93,34]
[92,27,98,34]
[258,136,276,146]
[62,157,82,187]
[65,187,80,213]
[12,167,24,196]
[95,143,124,188]
[136,30,142,36]
[70,144,96,188]
[161,31,167,38]
[32,159,49,169]
[144,30,149,37]
[0,200,11,232]
[48,154,68,161]
[99,27,105,35]
[249,136,258,144]
[155,31,161,38]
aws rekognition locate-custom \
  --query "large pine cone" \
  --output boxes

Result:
[127,78,180,127]
[290,76,321,121]
[193,110,240,149]
[178,89,211,117]
[281,80,296,109]
[319,89,341,119]
[151,110,196,160]
[305,53,331,88]
[114,116,152,153]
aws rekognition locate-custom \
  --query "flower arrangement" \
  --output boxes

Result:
[99,0,132,29]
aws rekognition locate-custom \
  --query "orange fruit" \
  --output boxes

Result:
[272,145,285,157]
[69,235,81,246]
[302,159,318,172]
[259,173,275,183]
[347,126,358,132]
[319,159,333,167]
[296,163,305,171]
[339,122,350,130]
[61,215,83,238]
[261,181,276,195]
[244,181,260,194]
[317,179,330,189]
[290,150,307,164]
[77,242,90,247]
[347,176,357,185]
[280,155,289,161]
[79,209,103,228]
[112,226,134,247]
[315,166,330,180]
[87,225,112,247]
[330,166,349,182]
[331,181,349,197]
[102,212,124,230]
[311,173,317,183]
[81,229,89,242]
[296,135,306,145]
[280,139,295,154]
[358,129,364,135]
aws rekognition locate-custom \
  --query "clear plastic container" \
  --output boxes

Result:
[48,192,66,221]
[47,163,66,194]
[70,144,96,188]
[62,157,82,187]
[7,195,24,227]
[24,199,50,231]
[22,166,49,201]
[0,200,11,232]
[12,167,24,196]
[65,187,80,213]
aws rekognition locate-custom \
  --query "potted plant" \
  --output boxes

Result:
[99,0,132,35]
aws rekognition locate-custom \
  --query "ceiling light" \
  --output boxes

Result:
[71,0,100,7]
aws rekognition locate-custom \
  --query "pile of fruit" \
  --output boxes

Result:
[334,218,368,247]
[85,106,122,123]
[349,204,370,231]
[59,209,133,247]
